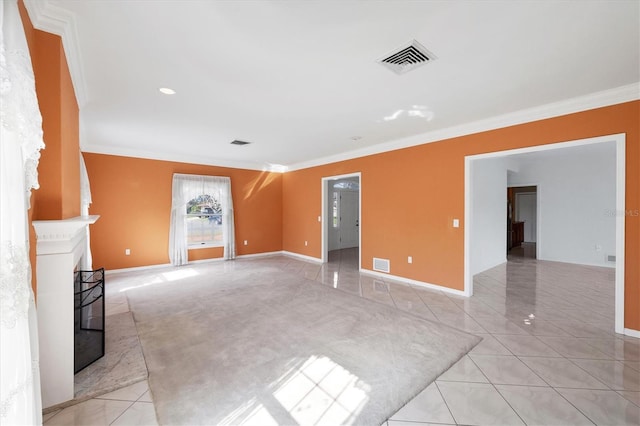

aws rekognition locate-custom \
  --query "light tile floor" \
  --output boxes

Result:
[45,248,640,425]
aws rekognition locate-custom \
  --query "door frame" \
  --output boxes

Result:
[321,172,362,267]
[464,134,626,335]
[510,185,540,255]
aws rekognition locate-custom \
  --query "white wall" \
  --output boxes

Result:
[508,144,616,267]
[471,157,507,275]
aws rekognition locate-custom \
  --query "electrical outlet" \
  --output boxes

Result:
[595,244,602,252]
[125,248,131,255]
[317,216,321,222]
[453,219,460,228]
[244,240,248,245]
[305,241,308,246]
[408,256,412,264]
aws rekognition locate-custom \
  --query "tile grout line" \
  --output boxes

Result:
[107,400,136,426]
[433,381,460,425]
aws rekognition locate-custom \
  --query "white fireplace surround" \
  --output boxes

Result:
[32,215,99,408]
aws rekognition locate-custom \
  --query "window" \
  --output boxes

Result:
[186,194,223,246]
[169,174,235,265]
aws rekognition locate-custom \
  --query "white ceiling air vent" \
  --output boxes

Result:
[378,40,435,75]
[230,140,251,146]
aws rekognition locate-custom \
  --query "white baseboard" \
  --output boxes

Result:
[360,268,467,297]
[106,251,282,275]
[106,257,227,275]
[624,328,640,339]
[282,251,323,263]
[106,262,174,275]
[236,251,283,259]
[537,256,616,269]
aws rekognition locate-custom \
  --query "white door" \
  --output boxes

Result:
[339,191,359,248]
[328,189,340,251]
[516,192,537,242]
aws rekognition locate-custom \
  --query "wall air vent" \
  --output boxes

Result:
[378,40,435,75]
[373,258,390,273]
[230,140,251,146]
[607,255,616,262]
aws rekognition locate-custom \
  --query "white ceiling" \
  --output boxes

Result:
[29,0,639,171]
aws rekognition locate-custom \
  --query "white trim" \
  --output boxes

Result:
[32,215,99,256]
[236,251,283,259]
[615,137,626,335]
[288,84,639,171]
[536,259,616,269]
[360,269,467,297]
[282,250,323,263]
[463,156,473,297]
[106,263,173,276]
[624,328,640,339]
[187,243,224,250]
[106,257,225,275]
[23,0,88,106]
[465,133,626,333]
[321,173,362,267]
[106,250,288,275]
[187,257,226,265]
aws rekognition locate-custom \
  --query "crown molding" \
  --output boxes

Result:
[81,143,287,173]
[287,83,640,171]
[23,0,88,106]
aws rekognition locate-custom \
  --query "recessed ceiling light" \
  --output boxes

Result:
[159,87,176,95]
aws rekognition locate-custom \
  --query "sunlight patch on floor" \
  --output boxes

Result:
[274,355,369,425]
[118,268,200,292]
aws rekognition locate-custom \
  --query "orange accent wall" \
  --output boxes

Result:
[283,101,640,331]
[20,10,80,220]
[19,1,81,294]
[82,154,283,270]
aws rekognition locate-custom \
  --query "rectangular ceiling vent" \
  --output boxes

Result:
[378,40,435,75]
[373,258,390,274]
[230,140,251,146]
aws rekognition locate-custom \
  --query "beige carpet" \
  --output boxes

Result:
[127,261,481,425]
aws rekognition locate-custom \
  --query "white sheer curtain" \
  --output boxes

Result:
[79,152,93,270]
[169,174,235,266]
[1,0,44,424]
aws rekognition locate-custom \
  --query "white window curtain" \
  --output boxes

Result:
[79,152,93,270]
[169,174,235,266]
[1,0,44,424]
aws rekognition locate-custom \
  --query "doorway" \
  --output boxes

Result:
[507,185,538,259]
[321,173,361,268]
[465,134,626,334]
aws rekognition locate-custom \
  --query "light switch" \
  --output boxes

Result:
[453,219,460,228]
[318,216,321,222]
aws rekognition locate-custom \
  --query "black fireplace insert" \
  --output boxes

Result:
[74,268,105,373]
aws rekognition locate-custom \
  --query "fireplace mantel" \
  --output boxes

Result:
[33,215,99,255]
[33,215,99,408]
